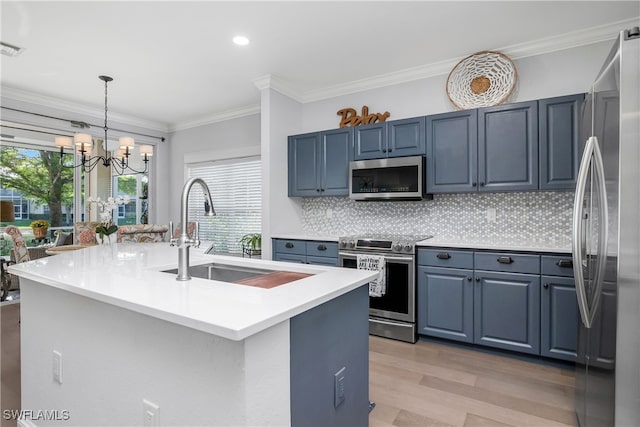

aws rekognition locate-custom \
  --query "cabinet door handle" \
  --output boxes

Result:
[467,277,472,281]
[382,148,387,153]
[387,148,393,152]
[544,283,549,288]
[475,277,481,282]
[316,189,320,192]
[320,189,325,192]
[472,182,477,187]
[317,245,327,251]
[497,256,513,264]
[556,259,573,268]
[436,252,451,260]
[285,242,294,248]
[480,182,485,187]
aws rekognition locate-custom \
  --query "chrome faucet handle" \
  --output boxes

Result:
[193,221,201,248]
[169,221,177,246]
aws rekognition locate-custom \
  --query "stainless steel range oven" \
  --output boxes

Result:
[338,234,431,343]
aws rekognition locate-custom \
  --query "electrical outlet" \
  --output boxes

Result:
[143,399,160,427]
[334,367,346,408]
[53,350,63,384]
[486,208,497,223]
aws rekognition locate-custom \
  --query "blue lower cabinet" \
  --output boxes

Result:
[274,253,307,263]
[541,276,578,361]
[417,266,474,343]
[473,271,541,355]
[306,256,338,266]
[272,238,338,266]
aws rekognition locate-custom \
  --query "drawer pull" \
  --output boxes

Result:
[317,244,327,251]
[285,242,294,248]
[556,259,573,268]
[544,283,550,288]
[436,252,451,260]
[497,256,513,264]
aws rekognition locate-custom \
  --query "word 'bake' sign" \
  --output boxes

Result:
[337,106,390,128]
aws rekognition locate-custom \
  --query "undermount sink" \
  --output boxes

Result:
[161,263,313,289]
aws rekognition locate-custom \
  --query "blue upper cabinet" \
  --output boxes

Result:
[288,132,320,196]
[288,128,352,197]
[320,128,353,195]
[426,110,478,193]
[354,117,425,160]
[478,100,539,192]
[387,117,425,158]
[539,94,584,190]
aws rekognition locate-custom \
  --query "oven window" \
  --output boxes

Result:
[370,262,409,314]
[342,257,358,269]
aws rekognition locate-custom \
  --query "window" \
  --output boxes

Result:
[187,157,261,255]
[0,143,75,253]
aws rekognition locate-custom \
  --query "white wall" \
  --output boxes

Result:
[299,41,613,132]
[167,114,261,223]
[258,87,304,259]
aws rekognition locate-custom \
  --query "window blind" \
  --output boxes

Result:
[187,157,261,255]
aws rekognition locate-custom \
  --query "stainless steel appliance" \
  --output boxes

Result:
[573,27,639,427]
[338,234,432,343]
[349,156,431,201]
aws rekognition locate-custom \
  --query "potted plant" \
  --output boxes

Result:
[30,219,49,240]
[239,233,262,254]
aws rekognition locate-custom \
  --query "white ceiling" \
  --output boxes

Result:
[1,1,639,132]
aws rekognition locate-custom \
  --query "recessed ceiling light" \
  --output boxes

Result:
[1,41,24,57]
[233,36,250,46]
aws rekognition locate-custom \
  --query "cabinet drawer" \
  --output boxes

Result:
[274,239,306,255]
[541,255,574,277]
[307,256,338,267]
[274,253,307,263]
[474,252,540,274]
[305,241,338,258]
[418,249,473,269]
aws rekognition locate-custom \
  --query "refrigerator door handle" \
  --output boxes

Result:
[573,136,595,328]
[587,136,609,326]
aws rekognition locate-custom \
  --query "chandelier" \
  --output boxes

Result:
[54,75,153,175]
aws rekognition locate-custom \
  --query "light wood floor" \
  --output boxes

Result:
[1,304,576,427]
[369,336,577,427]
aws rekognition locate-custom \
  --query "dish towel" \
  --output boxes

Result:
[357,254,386,297]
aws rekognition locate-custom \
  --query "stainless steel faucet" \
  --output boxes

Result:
[170,177,216,281]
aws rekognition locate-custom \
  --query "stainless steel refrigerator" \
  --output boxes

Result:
[573,27,639,427]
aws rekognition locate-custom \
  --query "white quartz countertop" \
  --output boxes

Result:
[417,236,571,253]
[8,243,376,341]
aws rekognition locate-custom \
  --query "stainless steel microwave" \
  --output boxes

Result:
[349,156,428,201]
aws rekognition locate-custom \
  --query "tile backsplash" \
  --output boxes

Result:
[302,192,573,244]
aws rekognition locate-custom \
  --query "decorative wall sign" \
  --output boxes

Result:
[446,50,517,109]
[337,106,390,128]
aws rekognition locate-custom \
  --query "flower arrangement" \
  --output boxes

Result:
[29,219,49,228]
[86,195,130,243]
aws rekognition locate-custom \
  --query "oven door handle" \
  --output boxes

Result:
[339,252,414,263]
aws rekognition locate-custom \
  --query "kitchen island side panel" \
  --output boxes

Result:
[19,278,290,426]
[290,284,370,427]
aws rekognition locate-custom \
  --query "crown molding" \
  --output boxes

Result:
[169,104,261,132]
[252,74,304,102]
[1,85,169,133]
[301,17,637,103]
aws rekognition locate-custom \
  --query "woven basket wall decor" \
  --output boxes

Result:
[446,50,517,110]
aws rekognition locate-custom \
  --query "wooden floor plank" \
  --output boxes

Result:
[369,336,577,427]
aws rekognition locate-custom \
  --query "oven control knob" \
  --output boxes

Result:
[339,241,346,249]
[347,240,356,249]
[404,244,412,252]
[392,243,402,252]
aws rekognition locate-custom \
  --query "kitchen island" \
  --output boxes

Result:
[9,243,377,426]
